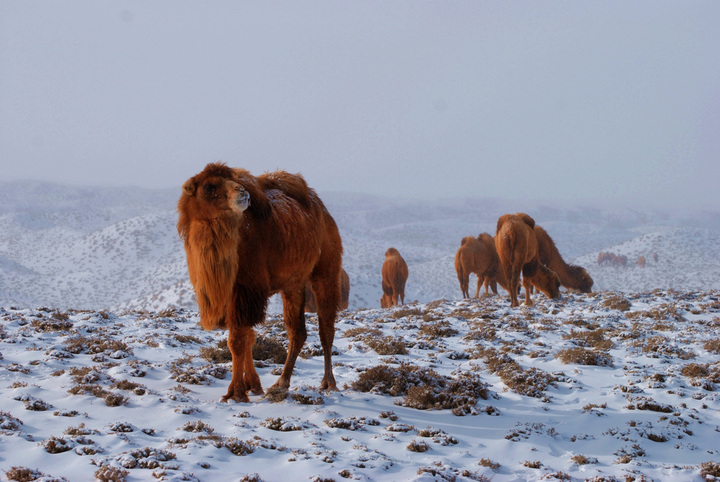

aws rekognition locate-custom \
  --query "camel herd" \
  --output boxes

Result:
[454,212,591,307]
[378,212,594,310]
[597,251,657,268]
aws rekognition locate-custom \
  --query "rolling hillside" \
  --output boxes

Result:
[1,181,719,312]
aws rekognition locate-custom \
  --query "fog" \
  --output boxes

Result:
[1,1,718,210]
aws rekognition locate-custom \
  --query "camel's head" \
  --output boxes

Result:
[380,293,392,308]
[180,163,252,222]
[573,266,594,293]
[535,265,562,300]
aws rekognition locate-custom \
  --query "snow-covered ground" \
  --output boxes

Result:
[2,181,720,480]
[1,291,719,481]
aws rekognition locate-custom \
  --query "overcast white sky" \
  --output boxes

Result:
[1,1,719,209]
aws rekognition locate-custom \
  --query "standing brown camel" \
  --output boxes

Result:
[534,225,593,293]
[178,163,343,402]
[637,256,646,268]
[454,233,508,298]
[495,213,561,307]
[380,247,408,308]
[305,268,350,313]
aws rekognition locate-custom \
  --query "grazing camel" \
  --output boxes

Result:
[495,213,561,307]
[534,225,593,293]
[380,247,408,308]
[454,233,508,298]
[637,256,646,268]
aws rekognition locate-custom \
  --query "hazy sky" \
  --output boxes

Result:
[1,1,719,209]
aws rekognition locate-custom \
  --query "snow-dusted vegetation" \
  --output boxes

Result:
[1,181,720,480]
[1,291,720,481]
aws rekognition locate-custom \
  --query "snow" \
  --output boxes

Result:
[1,181,720,480]
[1,291,720,481]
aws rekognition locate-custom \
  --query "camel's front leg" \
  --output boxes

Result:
[222,325,256,403]
[522,276,534,306]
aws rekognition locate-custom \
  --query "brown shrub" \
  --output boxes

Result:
[94,465,129,482]
[199,340,232,363]
[562,328,614,350]
[701,461,720,480]
[350,364,490,412]
[555,347,614,367]
[602,294,631,311]
[704,339,720,354]
[252,335,287,364]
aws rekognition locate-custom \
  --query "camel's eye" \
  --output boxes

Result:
[204,183,218,198]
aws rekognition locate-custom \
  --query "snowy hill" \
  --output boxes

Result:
[1,180,719,312]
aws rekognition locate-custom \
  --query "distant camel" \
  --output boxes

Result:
[495,213,561,307]
[454,233,508,298]
[597,252,607,266]
[616,255,627,267]
[380,248,408,308]
[534,225,593,293]
[653,253,659,263]
[597,252,614,266]
[305,268,350,313]
[637,256,646,268]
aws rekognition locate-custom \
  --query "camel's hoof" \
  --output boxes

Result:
[320,380,339,392]
[249,386,264,396]
[220,394,249,403]
[264,385,289,402]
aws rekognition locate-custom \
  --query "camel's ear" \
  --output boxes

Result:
[515,212,535,228]
[182,179,196,196]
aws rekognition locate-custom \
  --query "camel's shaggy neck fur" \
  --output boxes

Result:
[179,211,241,330]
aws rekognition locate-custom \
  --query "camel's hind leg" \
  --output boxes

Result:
[506,265,519,307]
[310,274,340,392]
[397,278,406,305]
[459,272,469,298]
[474,274,483,298]
[272,287,307,391]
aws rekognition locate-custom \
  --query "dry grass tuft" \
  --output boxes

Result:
[418,320,459,339]
[5,467,68,482]
[701,461,720,480]
[350,364,489,413]
[252,335,287,364]
[64,335,131,357]
[562,328,614,350]
[473,347,558,398]
[555,347,614,367]
[199,340,232,363]
[406,439,430,452]
[703,339,720,354]
[391,307,424,319]
[602,294,631,311]
[94,465,129,482]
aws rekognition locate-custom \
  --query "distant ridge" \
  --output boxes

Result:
[1,180,719,311]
